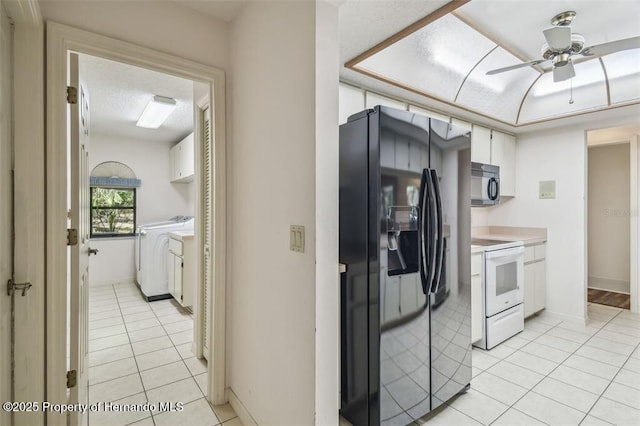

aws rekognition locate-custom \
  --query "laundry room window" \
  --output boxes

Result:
[89,161,140,238]
[90,187,137,237]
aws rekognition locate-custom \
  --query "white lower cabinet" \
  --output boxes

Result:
[471,252,483,343]
[168,232,194,308]
[523,243,546,317]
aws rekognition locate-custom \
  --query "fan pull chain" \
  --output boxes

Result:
[569,78,574,104]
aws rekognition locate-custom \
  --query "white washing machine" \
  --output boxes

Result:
[135,216,194,301]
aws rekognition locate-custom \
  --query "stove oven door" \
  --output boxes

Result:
[484,246,524,317]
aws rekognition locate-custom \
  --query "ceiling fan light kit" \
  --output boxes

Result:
[486,11,640,83]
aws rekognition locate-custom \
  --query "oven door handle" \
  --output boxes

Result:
[430,169,444,295]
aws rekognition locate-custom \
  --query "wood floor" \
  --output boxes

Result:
[588,288,630,310]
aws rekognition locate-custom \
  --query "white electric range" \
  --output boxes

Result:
[472,238,525,350]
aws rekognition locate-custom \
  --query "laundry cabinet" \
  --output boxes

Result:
[170,132,194,182]
[168,231,194,308]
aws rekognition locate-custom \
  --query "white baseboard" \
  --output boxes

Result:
[588,276,630,294]
[227,388,258,426]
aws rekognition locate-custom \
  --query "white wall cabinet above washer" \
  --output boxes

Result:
[170,132,194,183]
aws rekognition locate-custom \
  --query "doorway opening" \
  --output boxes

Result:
[586,124,640,313]
[45,22,227,426]
[64,53,215,424]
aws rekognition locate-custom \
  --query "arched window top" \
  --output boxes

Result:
[90,161,140,188]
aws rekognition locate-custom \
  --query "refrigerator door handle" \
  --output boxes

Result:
[419,168,436,294]
[431,169,444,294]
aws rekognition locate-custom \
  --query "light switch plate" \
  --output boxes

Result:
[539,180,556,199]
[290,225,305,253]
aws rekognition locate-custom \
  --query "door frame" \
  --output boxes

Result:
[585,134,639,314]
[45,22,227,424]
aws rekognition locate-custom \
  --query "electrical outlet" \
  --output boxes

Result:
[290,225,305,253]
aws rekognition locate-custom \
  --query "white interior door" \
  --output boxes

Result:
[69,52,90,426]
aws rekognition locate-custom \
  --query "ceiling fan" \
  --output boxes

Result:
[486,11,640,82]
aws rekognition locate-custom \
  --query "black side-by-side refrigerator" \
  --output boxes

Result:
[339,106,472,425]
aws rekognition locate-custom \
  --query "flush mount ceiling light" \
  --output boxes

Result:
[136,95,177,128]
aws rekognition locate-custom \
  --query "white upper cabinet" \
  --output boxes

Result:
[471,125,491,164]
[170,133,194,183]
[366,92,407,110]
[491,130,516,197]
[339,83,365,124]
[470,125,517,198]
[409,104,450,123]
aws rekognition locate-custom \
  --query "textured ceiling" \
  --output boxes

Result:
[339,0,640,128]
[80,54,194,144]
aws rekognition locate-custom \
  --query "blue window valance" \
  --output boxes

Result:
[90,176,141,188]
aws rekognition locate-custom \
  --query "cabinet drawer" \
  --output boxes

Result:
[169,238,183,256]
[524,246,535,263]
[534,244,546,260]
[471,253,482,276]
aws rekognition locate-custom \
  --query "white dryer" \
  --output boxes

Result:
[135,216,194,301]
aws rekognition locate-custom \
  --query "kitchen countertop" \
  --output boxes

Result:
[472,226,547,247]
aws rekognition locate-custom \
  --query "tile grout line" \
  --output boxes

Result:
[113,284,155,425]
[580,309,640,423]
[476,313,604,425]
[483,308,628,425]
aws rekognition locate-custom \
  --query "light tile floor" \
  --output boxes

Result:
[340,303,640,425]
[88,282,240,426]
[418,303,640,425]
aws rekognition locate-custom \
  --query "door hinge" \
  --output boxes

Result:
[67,86,78,104]
[67,228,78,246]
[7,279,32,296]
[66,370,77,388]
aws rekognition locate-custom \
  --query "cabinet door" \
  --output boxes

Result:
[491,130,516,197]
[524,263,535,317]
[366,92,407,110]
[169,144,179,181]
[420,144,429,171]
[181,133,195,179]
[174,255,183,305]
[534,260,546,312]
[471,125,491,164]
[471,275,482,343]
[409,104,450,123]
[339,83,365,125]
[167,252,176,297]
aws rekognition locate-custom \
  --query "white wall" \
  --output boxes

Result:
[89,133,195,286]
[314,2,339,424]
[39,0,228,71]
[486,113,640,322]
[588,143,631,290]
[485,126,588,321]
[228,1,339,424]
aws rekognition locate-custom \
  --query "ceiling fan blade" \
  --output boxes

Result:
[543,26,571,50]
[581,36,640,57]
[553,62,576,82]
[486,59,548,75]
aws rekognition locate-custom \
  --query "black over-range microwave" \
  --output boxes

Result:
[471,162,500,206]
